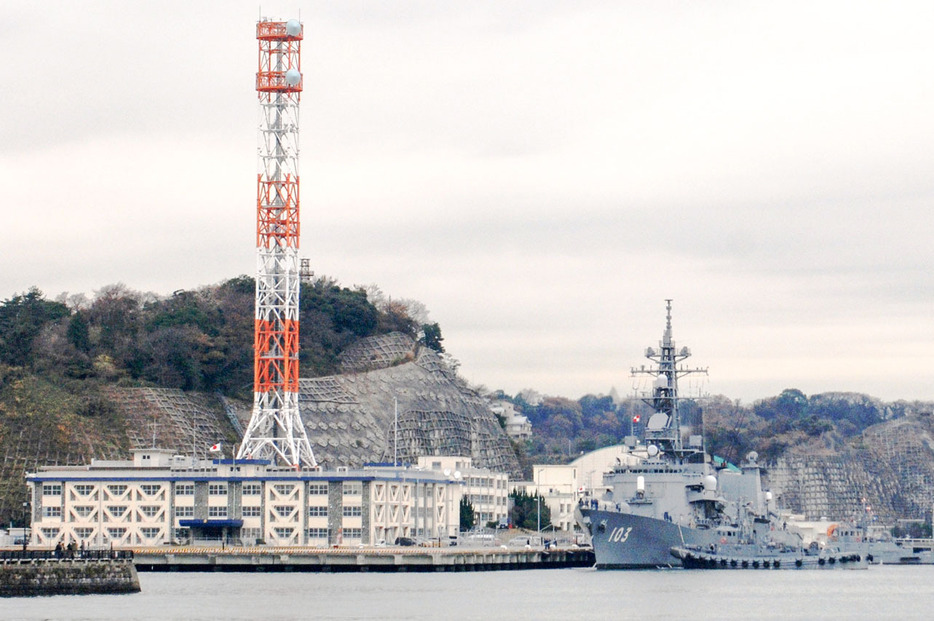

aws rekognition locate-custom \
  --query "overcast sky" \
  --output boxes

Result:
[2,1,932,404]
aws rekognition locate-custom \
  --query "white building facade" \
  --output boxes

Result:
[417,456,510,528]
[515,445,647,533]
[26,450,462,548]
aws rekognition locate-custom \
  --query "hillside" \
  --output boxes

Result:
[3,281,934,529]
[512,388,934,526]
[0,277,516,526]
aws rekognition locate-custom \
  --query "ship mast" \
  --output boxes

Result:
[631,300,707,459]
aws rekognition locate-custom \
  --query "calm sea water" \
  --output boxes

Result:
[2,566,930,620]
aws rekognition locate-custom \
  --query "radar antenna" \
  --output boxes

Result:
[631,300,707,459]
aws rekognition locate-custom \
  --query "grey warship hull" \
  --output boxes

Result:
[579,506,794,569]
[579,508,700,568]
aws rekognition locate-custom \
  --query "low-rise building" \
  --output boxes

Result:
[515,445,647,534]
[26,449,462,548]
[513,465,579,533]
[490,401,532,441]
[417,456,509,528]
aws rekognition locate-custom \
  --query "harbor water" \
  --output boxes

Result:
[2,565,930,620]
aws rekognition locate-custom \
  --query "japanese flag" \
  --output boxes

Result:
[210,443,222,453]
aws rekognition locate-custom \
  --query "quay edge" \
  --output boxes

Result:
[131,546,595,572]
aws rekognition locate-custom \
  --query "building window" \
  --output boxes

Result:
[174,528,190,540]
[343,482,361,496]
[42,506,62,518]
[72,505,94,518]
[40,528,60,539]
[308,483,328,495]
[107,527,127,539]
[42,484,62,496]
[308,506,328,517]
[140,528,161,539]
[73,484,95,496]
[141,484,163,497]
[175,483,195,496]
[243,483,262,496]
[107,505,128,518]
[74,527,94,540]
[342,506,362,518]
[242,506,262,517]
[175,506,194,518]
[273,527,294,539]
[241,528,261,540]
[140,505,161,518]
[208,483,227,496]
[274,505,295,519]
[208,506,228,518]
[273,484,295,496]
[342,528,362,539]
[306,528,328,540]
[107,485,128,497]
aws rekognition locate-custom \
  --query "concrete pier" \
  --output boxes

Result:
[0,552,140,597]
[133,545,595,572]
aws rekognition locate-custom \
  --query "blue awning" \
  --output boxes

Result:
[178,519,244,528]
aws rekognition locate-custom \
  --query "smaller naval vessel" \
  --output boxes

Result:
[670,521,868,570]
[576,300,799,568]
[669,543,867,570]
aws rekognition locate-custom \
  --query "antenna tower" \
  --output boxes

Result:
[631,300,707,456]
[237,18,316,468]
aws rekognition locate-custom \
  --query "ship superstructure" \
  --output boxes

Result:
[577,301,794,568]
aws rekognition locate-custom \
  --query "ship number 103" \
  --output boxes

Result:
[609,526,632,544]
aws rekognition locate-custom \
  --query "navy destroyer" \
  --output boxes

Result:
[576,301,799,568]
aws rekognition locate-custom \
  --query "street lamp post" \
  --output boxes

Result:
[536,494,541,534]
[21,501,29,550]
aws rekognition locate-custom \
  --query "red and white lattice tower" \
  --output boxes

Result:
[237,18,316,468]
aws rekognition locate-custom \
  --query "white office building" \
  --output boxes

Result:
[26,449,463,548]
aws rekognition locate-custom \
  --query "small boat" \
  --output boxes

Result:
[670,540,868,570]
[670,546,867,570]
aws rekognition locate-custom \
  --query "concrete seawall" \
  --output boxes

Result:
[0,554,140,597]
[133,545,595,572]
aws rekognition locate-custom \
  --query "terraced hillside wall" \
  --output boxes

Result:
[103,334,521,478]
[297,336,521,478]
[768,414,934,522]
[107,387,241,460]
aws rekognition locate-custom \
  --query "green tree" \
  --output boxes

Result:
[0,288,70,367]
[508,490,551,530]
[459,497,475,531]
[67,311,90,354]
[420,323,444,353]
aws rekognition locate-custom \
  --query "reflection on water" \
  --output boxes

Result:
[1,566,932,621]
